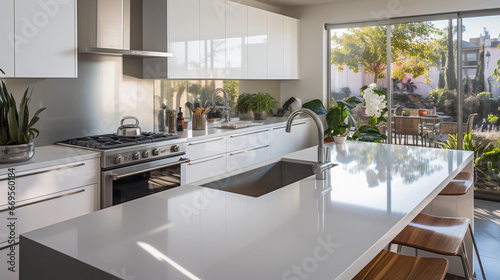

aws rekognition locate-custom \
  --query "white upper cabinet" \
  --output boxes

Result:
[168,0,200,78]
[166,0,298,80]
[14,0,77,78]
[0,1,15,78]
[200,0,226,78]
[247,6,268,79]
[283,16,299,79]
[225,1,248,79]
[267,12,284,79]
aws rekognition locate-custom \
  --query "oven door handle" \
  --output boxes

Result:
[110,158,190,180]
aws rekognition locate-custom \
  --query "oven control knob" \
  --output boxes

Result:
[171,145,180,153]
[114,154,124,164]
[132,151,140,160]
[152,148,160,156]
[142,150,150,158]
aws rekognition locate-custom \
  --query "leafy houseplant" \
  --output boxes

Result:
[236,93,255,120]
[249,92,277,120]
[325,97,360,139]
[0,79,46,162]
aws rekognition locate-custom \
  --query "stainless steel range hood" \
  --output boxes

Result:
[78,0,172,60]
[79,47,173,58]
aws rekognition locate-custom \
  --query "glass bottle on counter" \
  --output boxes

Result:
[176,107,184,131]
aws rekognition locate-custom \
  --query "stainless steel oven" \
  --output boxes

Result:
[58,133,189,209]
[102,155,189,208]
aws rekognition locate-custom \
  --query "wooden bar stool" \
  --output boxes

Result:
[391,213,487,280]
[439,172,473,196]
[436,171,486,279]
[353,250,448,280]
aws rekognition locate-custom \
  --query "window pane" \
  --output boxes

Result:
[462,15,500,194]
[154,80,239,132]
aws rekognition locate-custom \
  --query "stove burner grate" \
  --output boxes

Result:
[61,133,179,150]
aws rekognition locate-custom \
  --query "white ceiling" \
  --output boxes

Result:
[255,0,347,7]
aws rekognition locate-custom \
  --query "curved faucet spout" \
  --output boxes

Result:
[211,88,231,122]
[286,108,333,180]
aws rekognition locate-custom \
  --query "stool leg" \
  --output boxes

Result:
[469,224,487,280]
[460,242,473,280]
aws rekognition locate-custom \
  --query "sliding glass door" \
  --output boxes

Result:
[461,15,500,198]
[327,13,500,200]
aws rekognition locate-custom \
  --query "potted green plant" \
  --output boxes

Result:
[325,97,360,144]
[236,93,255,120]
[249,92,277,120]
[0,79,46,163]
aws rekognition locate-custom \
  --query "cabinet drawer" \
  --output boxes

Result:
[0,184,96,245]
[186,154,227,184]
[186,137,226,161]
[227,129,271,153]
[0,159,98,207]
[227,145,271,172]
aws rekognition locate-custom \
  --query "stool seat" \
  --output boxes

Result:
[439,172,473,196]
[454,172,472,181]
[353,250,448,280]
[392,213,469,255]
[439,180,473,196]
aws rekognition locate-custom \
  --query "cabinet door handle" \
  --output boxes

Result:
[292,122,306,126]
[0,240,19,251]
[229,145,269,156]
[0,189,86,213]
[273,126,286,130]
[0,163,86,181]
[188,137,224,146]
[229,129,268,138]
[188,155,225,166]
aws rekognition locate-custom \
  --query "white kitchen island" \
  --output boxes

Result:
[20,142,474,280]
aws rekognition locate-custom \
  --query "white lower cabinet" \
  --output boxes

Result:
[227,145,270,172]
[186,137,226,160]
[0,155,99,280]
[291,121,312,151]
[270,126,291,158]
[186,154,227,184]
[227,129,271,153]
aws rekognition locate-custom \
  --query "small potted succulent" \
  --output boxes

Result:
[249,92,277,120]
[0,72,46,163]
[236,93,255,120]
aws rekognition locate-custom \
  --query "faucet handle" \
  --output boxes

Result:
[325,147,330,162]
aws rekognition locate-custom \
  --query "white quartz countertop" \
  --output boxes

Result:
[176,116,311,141]
[22,142,473,280]
[0,145,100,177]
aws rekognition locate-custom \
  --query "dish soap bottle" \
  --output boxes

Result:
[176,107,184,131]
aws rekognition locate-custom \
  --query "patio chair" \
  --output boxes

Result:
[393,116,423,146]
[436,113,477,142]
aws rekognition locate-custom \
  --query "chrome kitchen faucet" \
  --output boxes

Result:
[286,108,335,180]
[211,88,231,123]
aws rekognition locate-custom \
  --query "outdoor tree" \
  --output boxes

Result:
[493,44,500,82]
[473,43,486,93]
[445,19,457,90]
[330,23,442,84]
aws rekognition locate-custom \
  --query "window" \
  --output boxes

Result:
[154,80,239,131]
[327,13,500,199]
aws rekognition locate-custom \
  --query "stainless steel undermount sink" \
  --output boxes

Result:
[201,160,324,197]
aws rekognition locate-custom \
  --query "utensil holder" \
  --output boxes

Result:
[193,115,207,130]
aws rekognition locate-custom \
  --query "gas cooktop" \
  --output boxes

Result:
[59,132,179,150]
